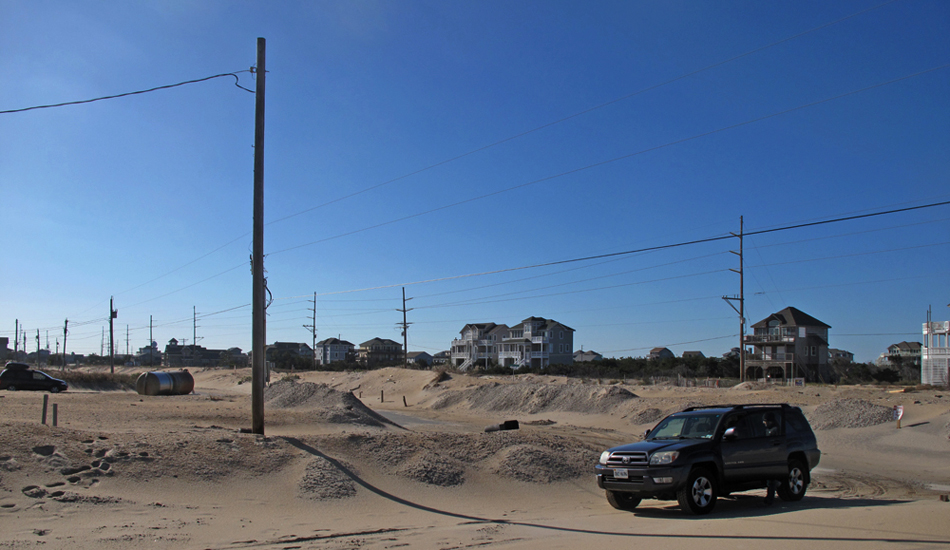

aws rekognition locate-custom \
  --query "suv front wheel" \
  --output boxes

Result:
[777,459,807,501]
[678,467,717,515]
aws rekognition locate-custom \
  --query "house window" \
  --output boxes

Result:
[559,331,564,339]
[811,346,817,357]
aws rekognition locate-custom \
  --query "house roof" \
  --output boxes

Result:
[889,341,922,352]
[316,338,354,347]
[750,307,830,329]
[360,338,401,347]
[515,317,575,332]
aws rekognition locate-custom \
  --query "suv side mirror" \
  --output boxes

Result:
[722,427,737,440]
[644,429,652,438]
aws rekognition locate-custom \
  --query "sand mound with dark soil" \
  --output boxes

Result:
[429,382,638,415]
[265,379,396,427]
[298,455,358,500]
[317,431,599,487]
[807,398,895,429]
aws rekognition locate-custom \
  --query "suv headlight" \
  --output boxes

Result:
[649,451,679,465]
[599,451,611,465]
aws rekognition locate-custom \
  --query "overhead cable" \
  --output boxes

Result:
[0,71,254,114]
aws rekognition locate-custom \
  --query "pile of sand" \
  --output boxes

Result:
[807,398,895,430]
[429,382,638,415]
[264,379,396,428]
[317,431,600,488]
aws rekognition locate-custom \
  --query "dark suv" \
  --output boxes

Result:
[0,363,68,393]
[595,404,820,514]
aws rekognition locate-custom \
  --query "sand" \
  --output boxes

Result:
[1,366,949,549]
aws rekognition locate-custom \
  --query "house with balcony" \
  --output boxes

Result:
[358,338,402,365]
[649,347,674,360]
[744,307,832,382]
[450,323,509,371]
[315,338,355,365]
[451,317,574,371]
[877,341,922,368]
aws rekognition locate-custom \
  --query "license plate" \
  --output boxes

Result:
[613,468,629,479]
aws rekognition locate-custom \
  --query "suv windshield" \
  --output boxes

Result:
[648,413,721,440]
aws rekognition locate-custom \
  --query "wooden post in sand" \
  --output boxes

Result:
[52,404,58,427]
[380,390,384,403]
[42,394,49,425]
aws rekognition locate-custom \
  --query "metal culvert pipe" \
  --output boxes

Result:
[135,370,195,396]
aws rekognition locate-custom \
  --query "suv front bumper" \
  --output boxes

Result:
[595,464,688,495]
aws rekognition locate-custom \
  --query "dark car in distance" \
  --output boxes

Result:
[0,362,68,393]
[595,404,820,515]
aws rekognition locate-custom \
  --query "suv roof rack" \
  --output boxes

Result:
[681,404,791,412]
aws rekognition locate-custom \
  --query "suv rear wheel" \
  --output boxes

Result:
[678,467,717,515]
[606,490,641,510]
[777,459,807,501]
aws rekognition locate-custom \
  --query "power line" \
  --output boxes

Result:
[307,199,950,297]
[0,71,254,115]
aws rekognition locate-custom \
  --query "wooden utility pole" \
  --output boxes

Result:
[397,287,413,366]
[109,297,117,375]
[13,319,18,358]
[149,316,154,368]
[304,292,317,370]
[722,217,745,382]
[251,37,267,435]
[62,319,68,369]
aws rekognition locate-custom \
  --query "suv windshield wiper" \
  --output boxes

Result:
[651,436,688,440]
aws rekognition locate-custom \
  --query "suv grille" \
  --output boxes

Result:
[606,451,648,466]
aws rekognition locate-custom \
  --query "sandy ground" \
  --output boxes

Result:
[1,366,949,549]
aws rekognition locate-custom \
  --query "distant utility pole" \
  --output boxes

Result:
[722,216,745,382]
[14,319,18,357]
[35,330,40,363]
[304,292,317,370]
[149,315,154,368]
[62,319,68,369]
[109,296,117,375]
[397,287,413,366]
[192,306,202,366]
[251,37,267,435]
[126,325,130,359]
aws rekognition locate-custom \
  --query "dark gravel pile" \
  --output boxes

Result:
[807,398,894,430]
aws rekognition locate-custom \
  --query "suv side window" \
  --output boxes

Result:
[724,414,757,439]
[785,409,809,434]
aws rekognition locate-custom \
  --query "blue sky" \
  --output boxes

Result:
[1,0,948,364]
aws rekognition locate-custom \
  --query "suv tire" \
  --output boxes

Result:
[777,459,807,501]
[678,467,717,515]
[606,490,641,510]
